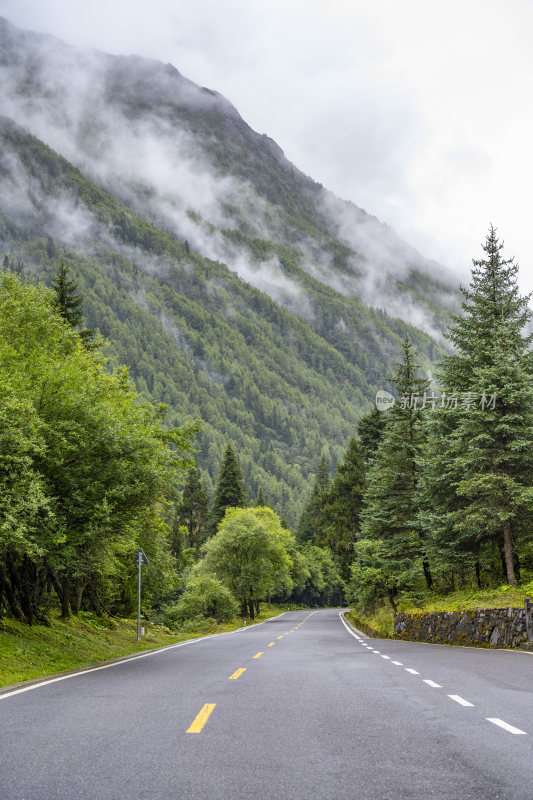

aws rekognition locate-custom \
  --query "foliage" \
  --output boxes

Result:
[162,574,238,626]
[0,272,198,623]
[208,443,247,535]
[199,506,293,617]
[419,227,533,588]
[320,437,366,581]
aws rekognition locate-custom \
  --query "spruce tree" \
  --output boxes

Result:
[357,406,388,461]
[321,437,366,580]
[427,227,533,586]
[296,454,330,544]
[51,263,95,347]
[208,443,247,535]
[176,467,209,549]
[255,487,265,507]
[360,337,432,592]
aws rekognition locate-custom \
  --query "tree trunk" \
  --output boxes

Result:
[387,589,398,613]
[247,599,255,620]
[61,574,71,618]
[74,583,85,614]
[422,559,433,590]
[254,599,260,616]
[475,561,482,589]
[502,521,516,587]
[0,564,25,622]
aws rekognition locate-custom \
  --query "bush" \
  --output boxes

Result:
[162,575,238,628]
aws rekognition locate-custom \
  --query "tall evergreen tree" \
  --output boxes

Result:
[297,454,330,544]
[176,467,209,550]
[321,437,366,580]
[255,487,265,507]
[357,406,388,461]
[51,263,95,347]
[208,443,247,535]
[423,227,533,586]
[360,337,433,592]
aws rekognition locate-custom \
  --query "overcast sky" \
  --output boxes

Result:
[2,0,533,292]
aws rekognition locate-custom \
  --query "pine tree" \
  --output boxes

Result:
[51,263,95,347]
[321,437,366,580]
[208,443,247,535]
[426,227,533,586]
[296,454,330,544]
[357,406,388,461]
[176,467,209,549]
[255,487,265,507]
[360,337,432,595]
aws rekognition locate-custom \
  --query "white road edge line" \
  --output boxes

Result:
[423,680,442,688]
[448,694,474,707]
[486,718,527,735]
[0,611,290,702]
[338,611,369,641]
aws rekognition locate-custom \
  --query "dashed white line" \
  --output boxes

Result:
[448,695,474,707]
[405,668,420,675]
[372,650,381,654]
[380,655,391,660]
[423,680,442,688]
[486,718,526,735]
[392,661,403,666]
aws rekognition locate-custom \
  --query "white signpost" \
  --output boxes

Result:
[132,548,150,642]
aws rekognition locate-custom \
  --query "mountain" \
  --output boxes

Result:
[0,17,457,523]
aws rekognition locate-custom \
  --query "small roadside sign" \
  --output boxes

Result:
[132,548,150,565]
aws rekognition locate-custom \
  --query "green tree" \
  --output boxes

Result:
[359,337,432,598]
[0,272,198,621]
[200,506,293,619]
[357,406,388,461]
[208,443,247,535]
[321,437,366,581]
[255,487,265,507]
[176,467,209,550]
[424,227,533,586]
[51,262,95,347]
[297,454,330,544]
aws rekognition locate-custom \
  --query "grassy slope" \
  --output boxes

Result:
[0,604,292,688]
[351,581,533,639]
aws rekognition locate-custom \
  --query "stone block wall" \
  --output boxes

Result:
[394,607,530,649]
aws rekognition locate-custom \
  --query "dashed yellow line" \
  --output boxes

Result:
[276,635,284,639]
[228,667,247,680]
[268,642,275,647]
[187,703,216,733]
[253,651,264,659]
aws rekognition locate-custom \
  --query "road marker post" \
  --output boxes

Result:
[132,548,150,642]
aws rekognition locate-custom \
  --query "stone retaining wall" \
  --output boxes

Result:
[394,607,531,649]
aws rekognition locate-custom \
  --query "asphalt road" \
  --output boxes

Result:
[1,608,532,800]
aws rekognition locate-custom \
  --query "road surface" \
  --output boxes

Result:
[1,608,532,799]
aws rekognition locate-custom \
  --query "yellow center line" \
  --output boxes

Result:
[228,667,247,680]
[253,651,264,659]
[276,635,284,639]
[268,642,275,646]
[187,703,216,733]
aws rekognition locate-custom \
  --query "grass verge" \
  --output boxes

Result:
[0,604,287,689]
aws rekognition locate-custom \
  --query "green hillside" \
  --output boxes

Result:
[0,16,456,523]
